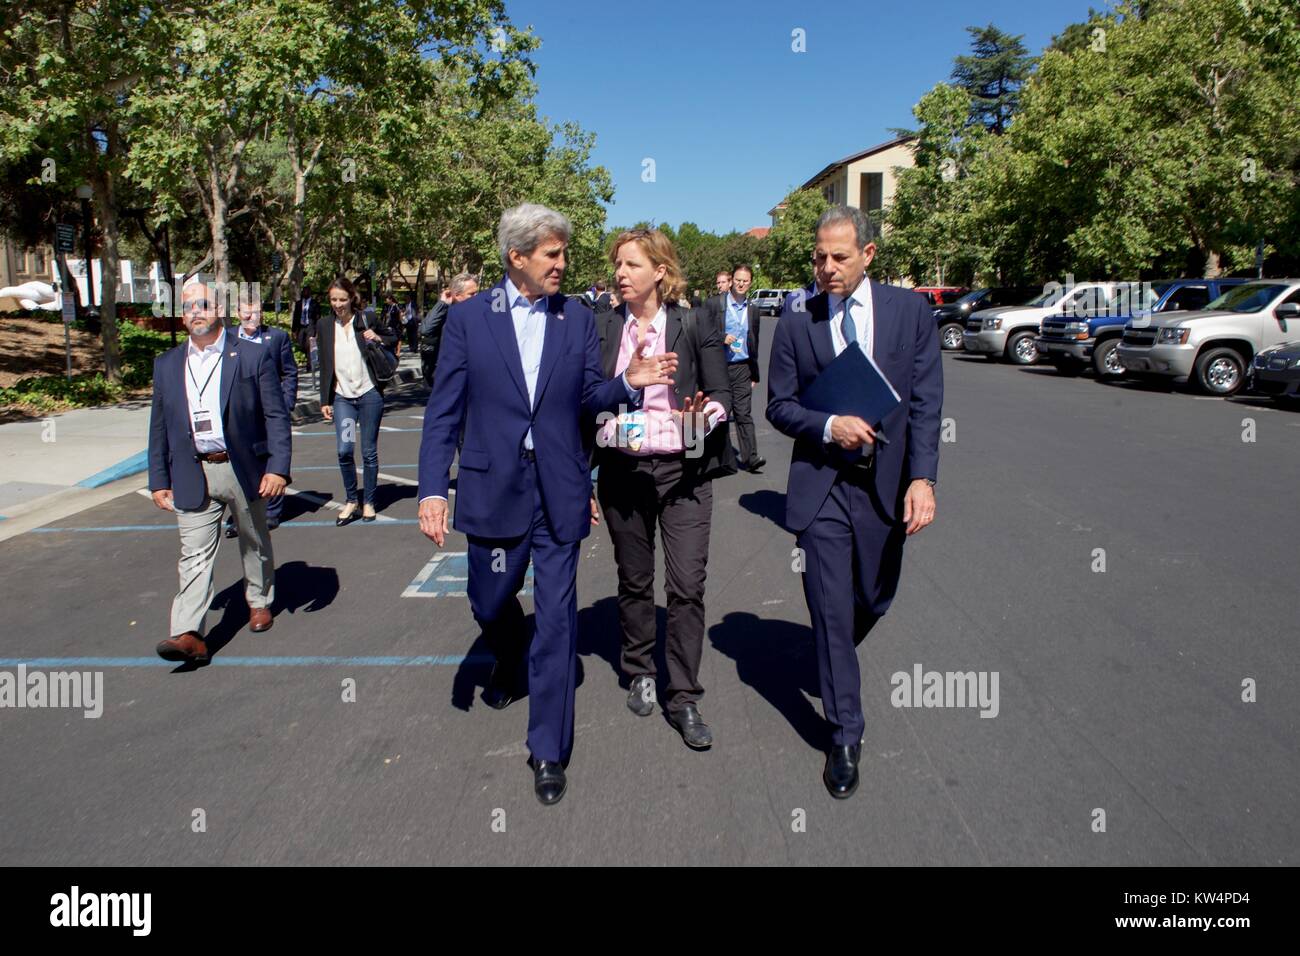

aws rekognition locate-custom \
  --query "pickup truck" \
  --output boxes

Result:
[963,281,1117,365]
[1035,278,1246,378]
[1115,279,1300,395]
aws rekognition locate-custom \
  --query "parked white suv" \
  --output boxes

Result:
[962,281,1118,365]
[1115,279,1300,395]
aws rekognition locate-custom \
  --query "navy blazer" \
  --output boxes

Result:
[417,280,635,544]
[148,334,294,512]
[766,281,943,532]
[234,324,298,414]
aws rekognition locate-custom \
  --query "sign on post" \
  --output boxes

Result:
[56,224,76,254]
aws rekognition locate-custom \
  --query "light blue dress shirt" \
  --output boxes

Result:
[724,294,750,362]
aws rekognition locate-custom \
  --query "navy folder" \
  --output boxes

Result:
[799,342,901,429]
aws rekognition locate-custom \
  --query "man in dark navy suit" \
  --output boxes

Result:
[417,203,677,805]
[222,299,298,536]
[766,206,943,799]
[291,285,321,370]
[148,282,293,664]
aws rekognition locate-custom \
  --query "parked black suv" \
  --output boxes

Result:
[934,286,1039,351]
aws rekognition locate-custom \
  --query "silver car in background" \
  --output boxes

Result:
[1115,279,1300,395]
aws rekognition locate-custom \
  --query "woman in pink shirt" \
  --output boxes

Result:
[592,228,736,750]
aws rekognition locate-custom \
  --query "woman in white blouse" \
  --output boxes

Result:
[317,277,399,524]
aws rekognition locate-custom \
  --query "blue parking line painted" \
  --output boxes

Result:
[403,551,533,598]
[76,450,149,488]
[0,655,492,668]
[32,519,423,533]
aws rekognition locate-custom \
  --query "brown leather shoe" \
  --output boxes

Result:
[156,632,209,663]
[249,607,273,632]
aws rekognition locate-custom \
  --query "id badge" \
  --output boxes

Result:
[191,408,215,435]
[617,410,646,452]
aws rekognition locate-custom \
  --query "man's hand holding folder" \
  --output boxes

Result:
[798,342,902,452]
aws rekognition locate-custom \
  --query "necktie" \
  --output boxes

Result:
[841,299,857,347]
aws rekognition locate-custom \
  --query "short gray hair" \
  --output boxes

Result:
[448,272,476,296]
[497,203,572,266]
[815,205,874,248]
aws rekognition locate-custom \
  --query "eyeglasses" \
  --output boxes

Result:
[185,299,213,312]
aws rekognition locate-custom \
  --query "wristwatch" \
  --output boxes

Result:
[923,478,936,488]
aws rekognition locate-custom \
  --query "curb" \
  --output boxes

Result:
[76,449,149,488]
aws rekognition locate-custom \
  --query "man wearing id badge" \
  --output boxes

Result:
[147,280,293,664]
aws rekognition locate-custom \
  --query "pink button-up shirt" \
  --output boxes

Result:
[598,308,725,457]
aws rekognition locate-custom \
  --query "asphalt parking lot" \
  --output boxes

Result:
[1,336,1297,866]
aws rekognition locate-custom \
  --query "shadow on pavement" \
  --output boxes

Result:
[738,489,786,528]
[708,610,826,751]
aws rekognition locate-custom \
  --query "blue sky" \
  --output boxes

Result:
[507,0,1105,233]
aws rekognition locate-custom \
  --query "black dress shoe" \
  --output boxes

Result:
[668,703,713,750]
[266,518,280,531]
[747,456,767,472]
[531,758,567,805]
[481,664,523,710]
[823,744,861,799]
[223,520,238,539]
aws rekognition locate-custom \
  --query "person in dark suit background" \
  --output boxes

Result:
[417,203,678,805]
[317,276,400,525]
[419,273,478,387]
[147,280,292,664]
[382,293,404,355]
[591,279,613,313]
[291,285,321,371]
[702,264,764,472]
[766,205,942,799]
[221,299,297,536]
[593,228,734,750]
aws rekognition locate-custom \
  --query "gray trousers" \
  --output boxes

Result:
[170,459,275,636]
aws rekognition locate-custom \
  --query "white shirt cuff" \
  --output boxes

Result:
[822,414,836,444]
[621,372,642,404]
[419,495,448,504]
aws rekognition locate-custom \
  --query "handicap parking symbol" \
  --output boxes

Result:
[402,551,534,598]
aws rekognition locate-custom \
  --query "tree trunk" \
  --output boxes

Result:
[208,158,230,286]
[415,258,428,312]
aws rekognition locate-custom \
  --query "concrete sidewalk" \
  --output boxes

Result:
[0,350,423,536]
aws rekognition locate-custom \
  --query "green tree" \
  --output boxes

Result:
[951,24,1034,134]
[765,188,829,285]
[880,85,982,285]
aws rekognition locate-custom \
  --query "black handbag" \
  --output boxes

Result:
[358,311,398,384]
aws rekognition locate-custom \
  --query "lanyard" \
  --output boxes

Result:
[188,351,221,402]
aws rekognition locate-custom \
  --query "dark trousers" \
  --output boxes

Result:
[726,362,757,464]
[420,350,436,387]
[296,328,313,369]
[797,468,906,746]
[333,389,383,506]
[406,322,419,353]
[467,456,581,763]
[597,454,712,715]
